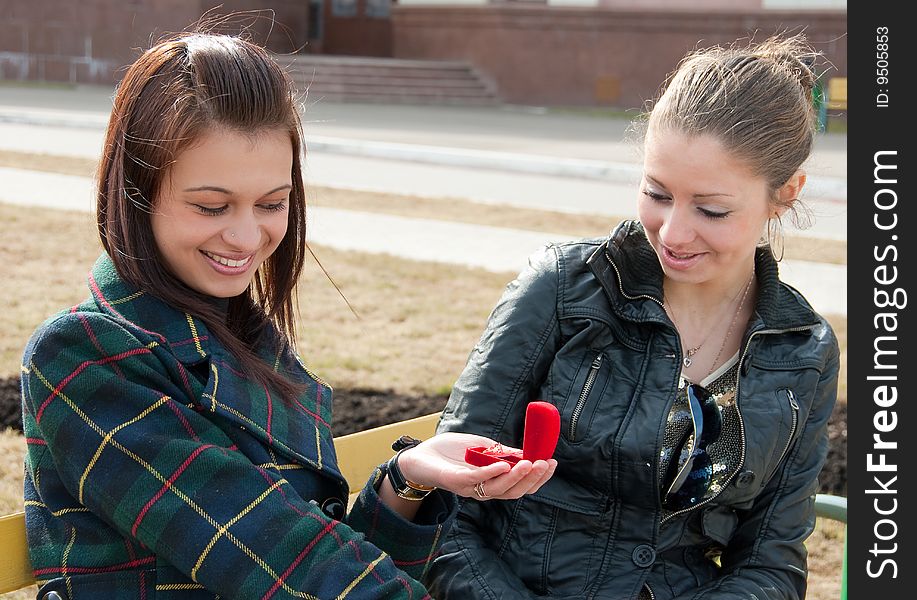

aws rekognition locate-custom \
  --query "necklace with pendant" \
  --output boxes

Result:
[682,346,701,368]
[665,303,712,368]
[665,272,756,371]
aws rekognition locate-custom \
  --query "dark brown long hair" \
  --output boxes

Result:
[96,32,308,401]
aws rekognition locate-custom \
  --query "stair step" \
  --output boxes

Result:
[300,92,499,106]
[293,75,491,90]
[301,84,496,98]
[279,53,500,105]
[285,55,473,70]
[292,67,481,80]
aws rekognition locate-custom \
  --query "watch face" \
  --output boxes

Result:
[396,487,431,501]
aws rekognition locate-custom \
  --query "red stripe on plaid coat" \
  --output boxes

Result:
[21,254,455,599]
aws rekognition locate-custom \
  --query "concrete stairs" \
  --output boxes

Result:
[279,54,500,105]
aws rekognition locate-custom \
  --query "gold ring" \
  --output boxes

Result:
[473,481,488,500]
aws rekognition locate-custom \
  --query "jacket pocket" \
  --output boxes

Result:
[506,493,608,596]
[763,388,801,485]
[560,350,611,443]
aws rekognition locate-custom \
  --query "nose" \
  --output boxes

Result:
[658,202,696,248]
[222,215,263,249]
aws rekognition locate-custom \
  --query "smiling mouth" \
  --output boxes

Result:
[201,250,253,268]
[664,247,701,260]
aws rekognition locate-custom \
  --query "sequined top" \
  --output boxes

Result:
[658,351,743,518]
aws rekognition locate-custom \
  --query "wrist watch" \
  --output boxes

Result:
[387,435,437,501]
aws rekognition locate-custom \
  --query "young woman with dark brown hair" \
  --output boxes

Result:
[21,32,555,599]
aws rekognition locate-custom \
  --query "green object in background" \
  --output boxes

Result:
[841,530,848,600]
[814,80,828,133]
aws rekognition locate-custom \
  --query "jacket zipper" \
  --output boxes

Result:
[604,252,818,522]
[606,254,665,308]
[661,326,816,524]
[768,389,800,480]
[643,583,656,600]
[570,354,603,440]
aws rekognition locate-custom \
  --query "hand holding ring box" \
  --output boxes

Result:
[464,401,561,466]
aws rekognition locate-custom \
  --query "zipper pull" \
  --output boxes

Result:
[591,354,604,369]
[786,389,799,410]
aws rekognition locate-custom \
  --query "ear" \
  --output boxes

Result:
[774,169,806,217]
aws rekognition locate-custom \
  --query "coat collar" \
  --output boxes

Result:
[87,254,346,490]
[87,253,219,365]
[586,220,820,331]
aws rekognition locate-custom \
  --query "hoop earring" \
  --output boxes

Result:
[767,213,786,263]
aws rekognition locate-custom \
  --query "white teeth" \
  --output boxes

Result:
[203,251,251,268]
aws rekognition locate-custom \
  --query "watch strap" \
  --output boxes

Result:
[387,438,436,501]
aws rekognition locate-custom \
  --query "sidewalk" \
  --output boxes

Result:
[0,82,847,316]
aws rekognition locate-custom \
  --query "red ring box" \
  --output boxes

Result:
[464,401,560,466]
[464,444,523,467]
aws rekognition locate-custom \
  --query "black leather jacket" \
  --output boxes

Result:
[426,221,839,600]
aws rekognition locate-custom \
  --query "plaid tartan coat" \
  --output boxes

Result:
[21,254,456,599]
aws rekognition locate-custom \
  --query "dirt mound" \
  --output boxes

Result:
[1,376,846,495]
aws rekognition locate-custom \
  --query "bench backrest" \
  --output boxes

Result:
[826,76,848,111]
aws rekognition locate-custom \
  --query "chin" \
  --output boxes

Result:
[194,279,253,299]
[659,265,709,285]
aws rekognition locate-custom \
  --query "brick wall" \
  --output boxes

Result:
[0,0,309,85]
[391,6,847,107]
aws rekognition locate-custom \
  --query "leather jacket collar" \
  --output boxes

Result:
[586,220,820,331]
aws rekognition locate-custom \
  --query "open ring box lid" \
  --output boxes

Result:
[464,401,560,466]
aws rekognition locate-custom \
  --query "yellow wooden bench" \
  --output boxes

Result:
[1,412,847,597]
[826,76,848,111]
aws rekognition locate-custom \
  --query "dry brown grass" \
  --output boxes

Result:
[826,314,847,404]
[0,204,102,374]
[0,429,27,515]
[0,149,847,265]
[296,249,511,394]
[806,518,847,600]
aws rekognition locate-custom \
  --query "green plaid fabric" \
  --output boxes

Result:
[21,254,456,599]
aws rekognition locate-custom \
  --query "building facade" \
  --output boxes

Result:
[1,0,846,107]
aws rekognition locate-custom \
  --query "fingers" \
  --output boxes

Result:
[526,459,557,494]
[472,459,556,501]
[501,459,556,498]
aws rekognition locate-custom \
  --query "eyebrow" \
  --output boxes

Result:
[645,175,733,199]
[183,184,293,196]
